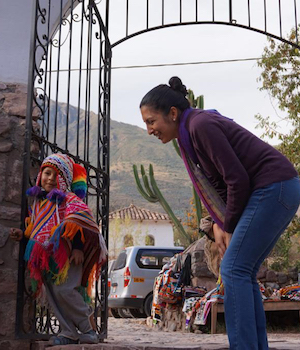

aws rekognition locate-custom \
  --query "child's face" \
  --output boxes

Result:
[41,167,57,192]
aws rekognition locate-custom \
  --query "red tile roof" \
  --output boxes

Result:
[109,204,170,221]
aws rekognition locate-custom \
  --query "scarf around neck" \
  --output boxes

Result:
[177,108,226,229]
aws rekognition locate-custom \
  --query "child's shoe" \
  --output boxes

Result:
[49,335,78,345]
[79,329,99,344]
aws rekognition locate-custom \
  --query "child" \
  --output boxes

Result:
[10,153,107,346]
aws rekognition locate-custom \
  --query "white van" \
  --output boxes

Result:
[108,246,183,318]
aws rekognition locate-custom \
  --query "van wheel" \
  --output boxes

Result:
[128,308,147,318]
[110,308,121,318]
[144,294,153,317]
[118,308,133,318]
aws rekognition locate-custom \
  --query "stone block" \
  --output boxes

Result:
[266,270,277,282]
[0,176,5,203]
[2,92,27,118]
[0,268,18,286]
[0,141,13,153]
[0,153,8,172]
[0,117,11,136]
[5,159,23,204]
[0,281,17,295]
[12,242,19,261]
[0,340,30,350]
[0,299,17,338]
[9,118,26,151]
[277,272,288,285]
[15,83,27,94]
[191,250,204,263]
[0,205,21,221]
[257,265,267,280]
[31,140,40,155]
[0,223,10,248]
[191,277,216,291]
[288,267,298,281]
[192,264,214,278]
[0,83,7,90]
[2,90,40,120]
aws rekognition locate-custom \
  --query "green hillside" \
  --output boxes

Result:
[47,101,193,218]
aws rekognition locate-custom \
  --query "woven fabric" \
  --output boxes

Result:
[24,191,107,297]
[178,108,226,229]
[36,153,74,192]
[36,153,87,199]
[71,163,87,199]
[24,154,107,298]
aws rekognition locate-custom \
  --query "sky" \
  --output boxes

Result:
[42,0,299,145]
[104,0,297,143]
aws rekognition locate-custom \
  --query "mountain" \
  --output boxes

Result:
[46,101,193,218]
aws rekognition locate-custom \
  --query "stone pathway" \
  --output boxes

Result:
[32,318,300,350]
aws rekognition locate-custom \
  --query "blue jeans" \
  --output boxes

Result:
[221,177,300,350]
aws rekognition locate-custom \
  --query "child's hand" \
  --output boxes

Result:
[70,249,84,265]
[10,228,23,241]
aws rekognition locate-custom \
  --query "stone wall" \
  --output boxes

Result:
[0,81,39,350]
[257,265,299,290]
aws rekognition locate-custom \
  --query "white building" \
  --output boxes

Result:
[108,204,174,259]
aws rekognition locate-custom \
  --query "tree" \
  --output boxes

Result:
[256,27,300,172]
[256,28,300,270]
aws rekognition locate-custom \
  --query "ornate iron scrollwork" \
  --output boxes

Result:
[17,0,110,341]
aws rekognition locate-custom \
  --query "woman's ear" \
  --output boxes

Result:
[169,106,179,122]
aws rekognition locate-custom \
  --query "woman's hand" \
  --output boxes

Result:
[70,249,84,265]
[10,228,23,241]
[213,223,232,258]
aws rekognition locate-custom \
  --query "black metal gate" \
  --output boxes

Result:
[109,0,300,50]
[16,0,300,343]
[16,0,111,340]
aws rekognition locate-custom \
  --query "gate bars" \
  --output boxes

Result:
[16,0,111,340]
[109,0,300,49]
[17,0,300,342]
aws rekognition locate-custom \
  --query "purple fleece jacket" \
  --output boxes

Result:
[185,109,298,233]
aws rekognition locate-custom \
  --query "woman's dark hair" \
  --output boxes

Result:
[140,76,190,116]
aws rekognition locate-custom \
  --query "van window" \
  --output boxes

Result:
[113,251,127,270]
[136,249,181,270]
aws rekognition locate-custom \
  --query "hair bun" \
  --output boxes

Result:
[169,76,188,96]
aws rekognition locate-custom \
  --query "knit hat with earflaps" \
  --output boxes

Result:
[27,153,87,201]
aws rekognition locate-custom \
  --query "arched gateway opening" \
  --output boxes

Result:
[17,0,300,341]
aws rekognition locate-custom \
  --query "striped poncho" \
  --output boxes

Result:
[24,188,107,298]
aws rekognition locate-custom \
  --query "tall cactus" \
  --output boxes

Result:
[188,89,204,109]
[133,164,191,243]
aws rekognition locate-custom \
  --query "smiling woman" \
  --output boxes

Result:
[140,77,190,143]
[139,76,300,350]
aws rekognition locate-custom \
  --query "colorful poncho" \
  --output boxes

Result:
[24,188,107,298]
